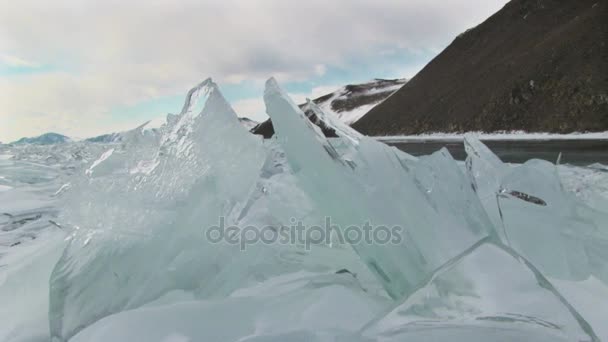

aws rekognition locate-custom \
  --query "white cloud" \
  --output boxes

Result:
[0,0,509,141]
[398,61,431,80]
[289,85,343,105]
[314,64,327,77]
[0,71,176,140]
[0,53,39,68]
[232,98,267,122]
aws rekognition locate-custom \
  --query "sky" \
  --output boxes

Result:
[0,0,509,142]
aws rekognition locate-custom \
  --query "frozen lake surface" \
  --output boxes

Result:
[388,139,608,165]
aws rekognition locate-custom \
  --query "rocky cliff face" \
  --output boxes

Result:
[353,0,608,136]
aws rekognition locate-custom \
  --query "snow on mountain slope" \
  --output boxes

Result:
[313,78,407,124]
[252,78,406,138]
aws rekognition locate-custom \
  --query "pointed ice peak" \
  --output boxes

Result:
[160,77,252,157]
[264,77,325,140]
[264,77,282,96]
[304,99,362,145]
[120,120,159,144]
[162,78,217,144]
[179,78,217,118]
[135,120,152,131]
[143,117,168,130]
[463,133,503,167]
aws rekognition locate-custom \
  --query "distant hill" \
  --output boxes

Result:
[11,132,71,145]
[252,78,406,138]
[353,0,608,136]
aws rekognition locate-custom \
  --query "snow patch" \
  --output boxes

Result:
[377,131,608,142]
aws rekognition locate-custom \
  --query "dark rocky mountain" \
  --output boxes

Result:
[353,0,608,136]
[11,132,72,145]
[252,78,406,138]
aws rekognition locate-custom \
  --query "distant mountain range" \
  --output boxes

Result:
[252,78,406,138]
[10,132,72,145]
[353,0,608,135]
[8,117,260,145]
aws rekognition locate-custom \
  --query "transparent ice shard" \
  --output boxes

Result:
[83,121,161,178]
[463,136,608,339]
[161,78,215,149]
[20,78,604,341]
[464,136,608,286]
[497,159,608,284]
[49,79,268,341]
[302,99,362,145]
[361,240,599,342]
[464,134,509,240]
[558,163,608,213]
[551,276,608,340]
[69,272,387,342]
[198,137,387,299]
[0,230,66,342]
[264,78,495,300]
[49,78,388,341]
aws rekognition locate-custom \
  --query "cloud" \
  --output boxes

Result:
[0,53,39,68]
[289,85,344,105]
[0,71,175,141]
[398,61,432,80]
[232,98,267,122]
[0,0,509,141]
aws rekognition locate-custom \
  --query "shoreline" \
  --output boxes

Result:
[375,131,608,143]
